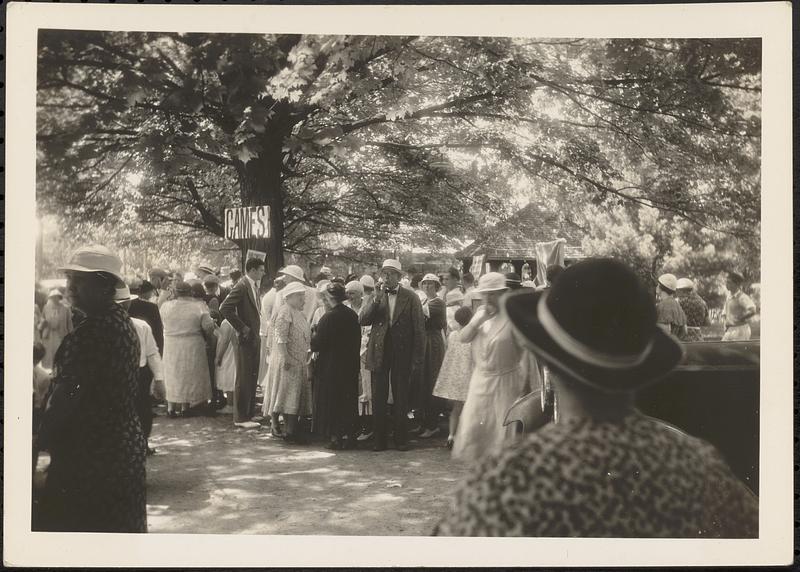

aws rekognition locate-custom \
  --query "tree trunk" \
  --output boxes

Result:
[233,107,296,281]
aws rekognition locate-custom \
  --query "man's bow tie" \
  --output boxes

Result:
[384,286,398,295]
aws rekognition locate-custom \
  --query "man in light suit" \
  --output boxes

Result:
[360,259,425,451]
[220,258,265,426]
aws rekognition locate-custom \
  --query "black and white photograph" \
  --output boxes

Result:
[4,2,793,568]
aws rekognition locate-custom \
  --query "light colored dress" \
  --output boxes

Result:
[41,300,73,369]
[215,320,238,393]
[345,299,373,416]
[453,313,528,464]
[160,298,216,405]
[266,305,312,416]
[433,328,473,402]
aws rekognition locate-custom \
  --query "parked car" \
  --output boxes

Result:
[504,340,760,494]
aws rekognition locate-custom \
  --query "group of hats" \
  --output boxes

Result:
[658,274,697,293]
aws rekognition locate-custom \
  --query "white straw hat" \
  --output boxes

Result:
[59,245,125,283]
[474,272,508,293]
[658,273,678,292]
[345,280,364,295]
[47,289,63,298]
[320,266,332,275]
[113,284,138,303]
[676,278,694,290]
[279,265,305,282]
[282,281,307,298]
[421,273,440,284]
[381,259,402,273]
[359,275,376,289]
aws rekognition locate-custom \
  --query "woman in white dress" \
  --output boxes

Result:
[160,282,217,417]
[453,272,529,464]
[40,290,73,369]
[265,282,312,442]
[215,318,239,397]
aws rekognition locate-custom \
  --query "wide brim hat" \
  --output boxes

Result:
[420,273,440,285]
[657,273,678,292]
[676,277,694,290]
[381,259,402,273]
[59,245,125,284]
[316,279,331,293]
[279,265,305,282]
[359,275,376,289]
[282,281,307,298]
[503,258,683,393]
[47,289,63,298]
[197,264,216,275]
[113,285,138,303]
[474,272,508,293]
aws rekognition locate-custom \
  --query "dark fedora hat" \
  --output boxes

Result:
[502,258,683,393]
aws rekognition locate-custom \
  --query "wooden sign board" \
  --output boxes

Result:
[225,206,270,240]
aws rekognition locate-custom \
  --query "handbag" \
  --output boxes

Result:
[37,375,84,451]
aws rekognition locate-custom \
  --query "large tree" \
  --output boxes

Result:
[37,33,761,276]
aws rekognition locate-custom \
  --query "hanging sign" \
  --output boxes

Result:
[470,254,485,278]
[225,206,270,240]
[246,249,267,262]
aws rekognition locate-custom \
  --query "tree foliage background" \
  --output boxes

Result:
[37,32,761,289]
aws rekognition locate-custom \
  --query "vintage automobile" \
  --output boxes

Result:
[504,340,760,494]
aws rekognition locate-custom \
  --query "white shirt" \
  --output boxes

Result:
[131,317,164,379]
[387,289,398,321]
[245,275,260,314]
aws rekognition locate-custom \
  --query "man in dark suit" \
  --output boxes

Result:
[360,259,425,451]
[219,258,265,426]
[128,280,164,355]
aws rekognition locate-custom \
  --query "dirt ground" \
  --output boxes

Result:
[140,406,469,536]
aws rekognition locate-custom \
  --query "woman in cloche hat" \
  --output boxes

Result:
[451,272,530,463]
[435,258,757,538]
[38,245,147,533]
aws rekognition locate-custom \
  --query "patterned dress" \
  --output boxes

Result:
[40,303,147,533]
[265,305,312,416]
[434,412,758,537]
[433,329,473,402]
[678,292,709,341]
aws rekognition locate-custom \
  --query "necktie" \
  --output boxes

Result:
[385,287,398,295]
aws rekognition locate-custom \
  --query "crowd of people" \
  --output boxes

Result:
[31,244,759,536]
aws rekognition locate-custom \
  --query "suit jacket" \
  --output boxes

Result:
[128,298,164,355]
[219,278,261,348]
[360,285,425,377]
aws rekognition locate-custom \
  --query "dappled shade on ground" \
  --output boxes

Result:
[145,411,467,535]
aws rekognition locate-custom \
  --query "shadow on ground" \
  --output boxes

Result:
[145,409,468,535]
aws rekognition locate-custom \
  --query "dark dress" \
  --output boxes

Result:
[418,297,447,429]
[311,304,362,439]
[39,302,147,533]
